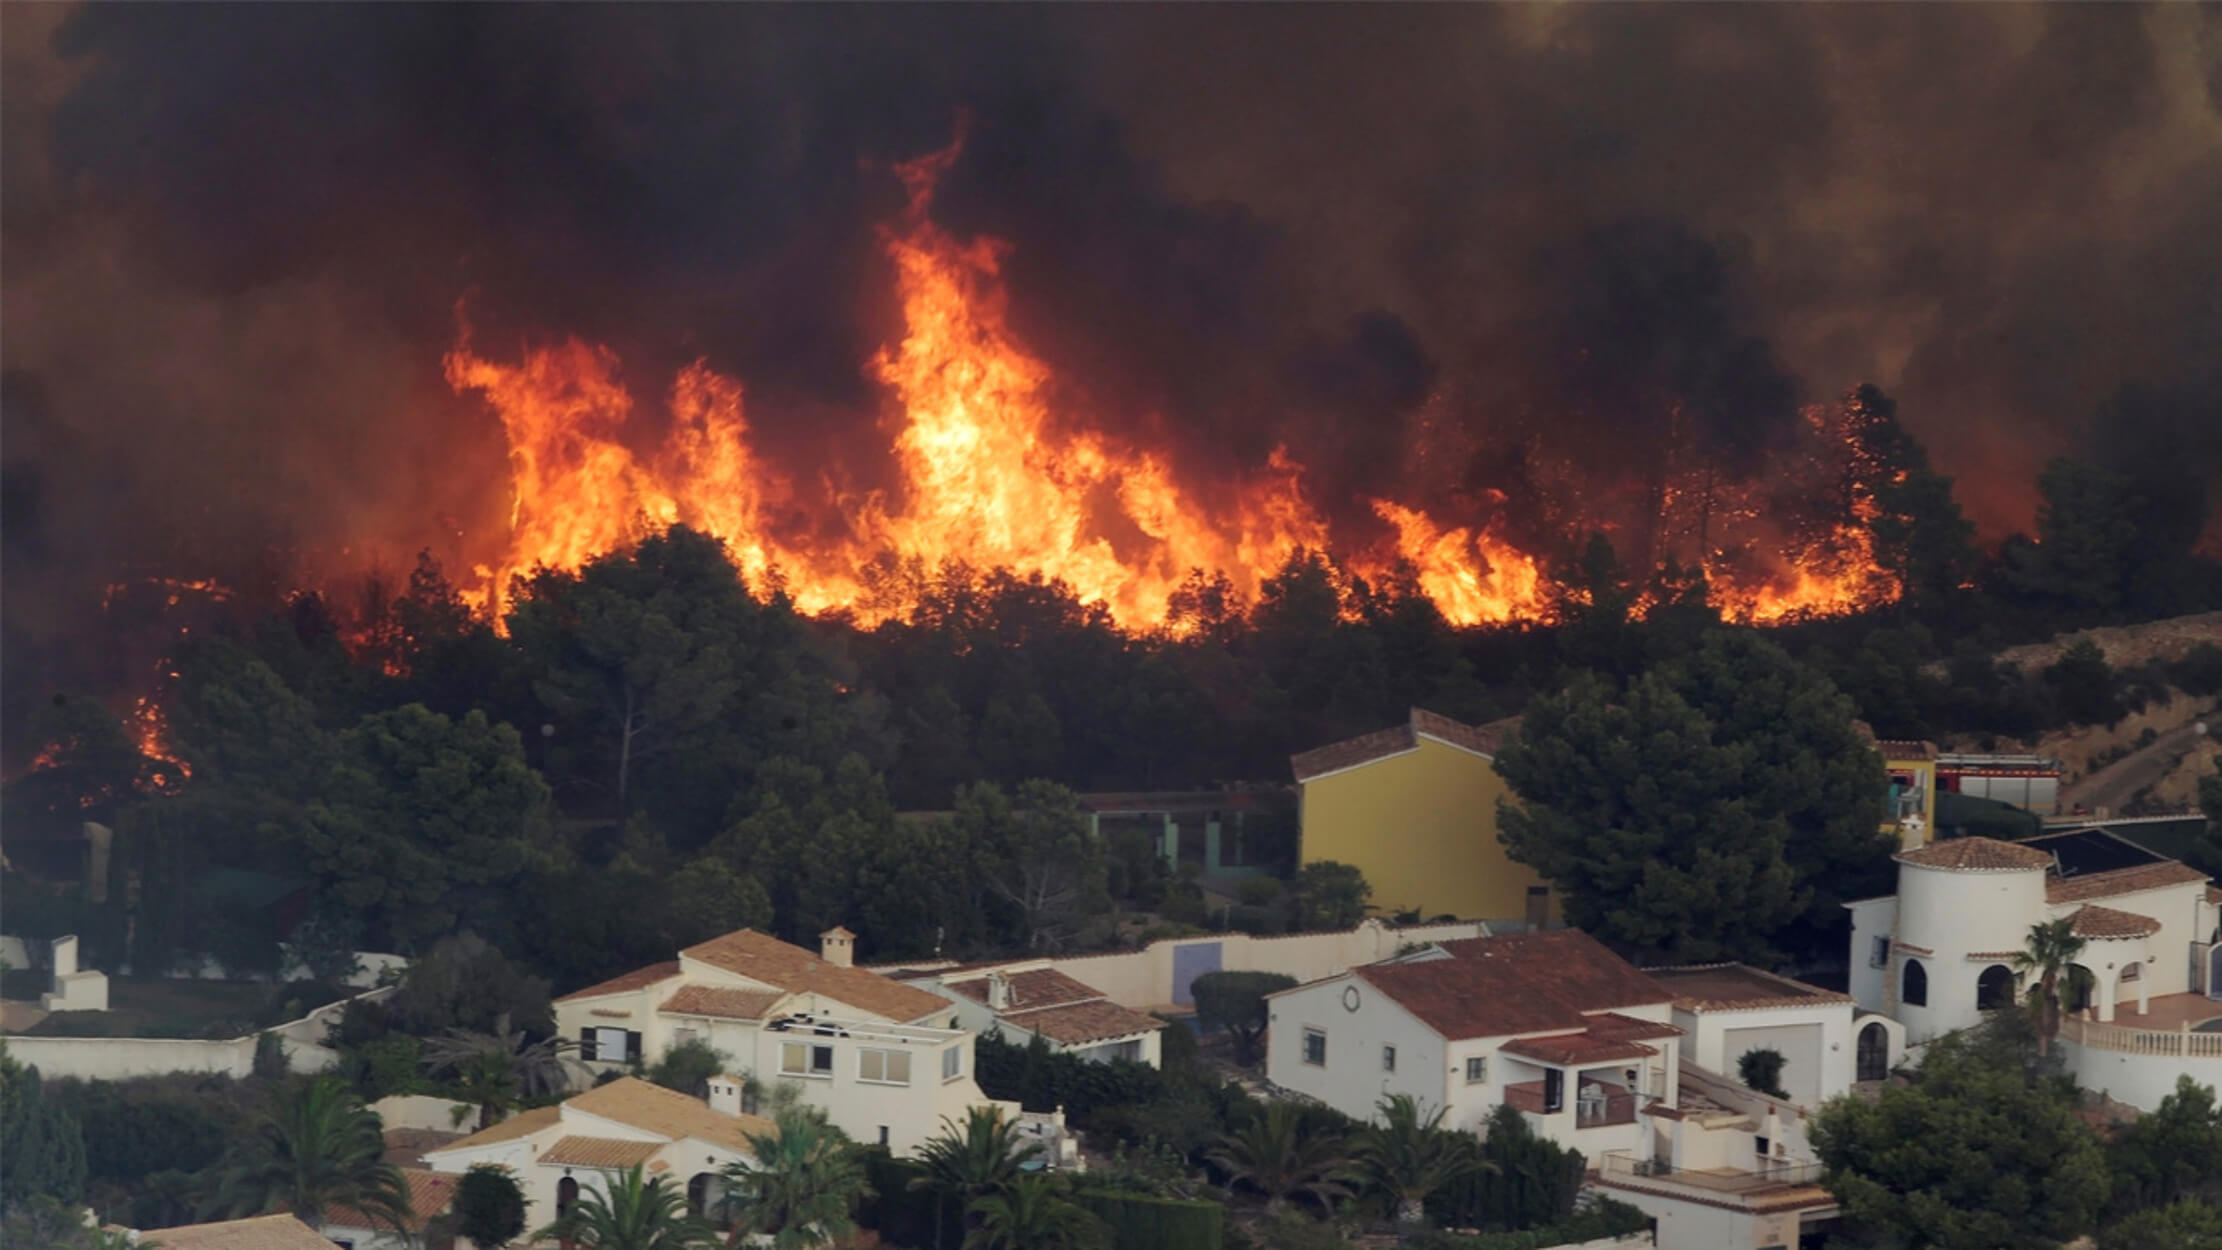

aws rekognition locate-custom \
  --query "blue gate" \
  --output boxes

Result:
[1171,941,1223,1007]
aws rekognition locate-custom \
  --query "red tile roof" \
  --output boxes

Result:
[1500,1031,1660,1065]
[945,967,1103,1012]
[2047,861,2210,903]
[2068,904,2164,940]
[1002,1000,1166,1046]
[1348,930,1672,1040]
[555,961,683,1004]
[1645,963,1855,1011]
[662,985,787,1021]
[1290,708,1513,781]
[682,929,950,1023]
[1582,1011,1687,1041]
[1896,837,2054,871]
[325,1168,456,1231]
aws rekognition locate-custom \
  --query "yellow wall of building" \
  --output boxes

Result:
[1880,752,1937,851]
[1298,738,1552,923]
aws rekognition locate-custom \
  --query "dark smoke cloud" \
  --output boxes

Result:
[6,3,2221,737]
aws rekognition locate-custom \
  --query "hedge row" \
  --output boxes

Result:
[1073,1188,1224,1250]
[1409,1197,1654,1250]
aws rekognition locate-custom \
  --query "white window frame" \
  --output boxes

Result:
[1465,1055,1487,1085]
[1382,1044,1397,1073]
[1302,1027,1327,1067]
[942,1046,964,1081]
[859,1047,913,1086]
[781,1041,836,1078]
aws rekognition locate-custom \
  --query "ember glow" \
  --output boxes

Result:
[439,138,1900,631]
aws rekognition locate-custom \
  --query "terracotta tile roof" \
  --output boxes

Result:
[1896,837,2053,871]
[426,1105,561,1154]
[541,1136,665,1168]
[682,929,950,1023]
[1645,963,1855,1012]
[2069,904,2164,940]
[663,985,788,1021]
[325,1168,456,1231]
[1290,708,1509,781]
[1001,1000,1165,1046]
[1874,740,1937,761]
[2047,861,2210,903]
[565,1077,773,1153]
[1347,930,1672,1040]
[556,960,683,1004]
[1582,1011,1686,1041]
[1500,1031,1659,1065]
[139,1215,341,1250]
[382,1126,463,1168]
[2207,885,2222,905]
[946,967,1103,1012]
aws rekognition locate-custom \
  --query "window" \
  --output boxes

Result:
[1464,1056,1487,1085]
[1302,1028,1327,1066]
[591,1027,637,1063]
[1869,936,1890,969]
[1976,964,2015,1010]
[1754,1135,1771,1160]
[1901,958,1928,1007]
[1525,886,1550,929]
[674,1027,700,1048]
[878,1126,891,1147]
[781,1042,834,1077]
[1382,1045,1397,1073]
[859,1048,912,1085]
[943,1046,964,1080]
[2121,962,2142,982]
[1542,1068,1563,1113]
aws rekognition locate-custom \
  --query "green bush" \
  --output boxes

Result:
[1071,1188,1222,1250]
[1407,1197,1652,1249]
[975,1033,1166,1127]
[1426,1106,1586,1232]
[854,1147,963,1250]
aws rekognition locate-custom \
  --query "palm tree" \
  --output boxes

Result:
[422,1012,575,1129]
[2013,916,2089,1057]
[532,1165,717,1249]
[204,1077,414,1233]
[910,1106,1045,1241]
[965,1174,1106,1250]
[718,1107,872,1249]
[1356,1093,1491,1226]
[1206,1102,1359,1212]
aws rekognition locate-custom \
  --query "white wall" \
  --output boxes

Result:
[1669,1000,1854,1109]
[2050,881,2207,1009]
[1845,899,1895,1014]
[369,1094,478,1132]
[2062,1040,2222,1112]
[1600,1185,1756,1250]
[1,987,384,1081]
[1263,973,1450,1125]
[1894,862,2048,1043]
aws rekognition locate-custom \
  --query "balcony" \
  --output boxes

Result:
[1503,1080,1637,1128]
[1593,1151,1831,1212]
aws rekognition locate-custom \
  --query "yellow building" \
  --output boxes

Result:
[1291,708,1555,926]
[1875,738,1939,851]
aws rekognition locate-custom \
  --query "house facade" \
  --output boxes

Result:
[910,962,1166,1066]
[420,1077,771,1232]
[1646,962,1902,1104]
[552,927,1000,1155]
[1263,930,1679,1156]
[1847,830,2222,1110]
[1291,708,1552,925]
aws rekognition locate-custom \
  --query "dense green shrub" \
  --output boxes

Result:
[1426,1106,1586,1232]
[975,1033,1166,1127]
[1408,1196,1652,1249]
[854,1147,963,1250]
[1071,1188,1223,1250]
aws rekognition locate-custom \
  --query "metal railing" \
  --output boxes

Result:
[1598,1152,1826,1188]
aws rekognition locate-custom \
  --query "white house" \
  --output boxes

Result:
[420,1076,771,1233]
[1645,962,1903,1105]
[552,927,1004,1156]
[1846,830,2222,1110]
[903,962,1166,1066]
[1264,929,1683,1157]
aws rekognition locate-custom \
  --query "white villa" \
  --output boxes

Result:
[1847,829,2222,1109]
[900,962,1167,1066]
[552,926,1016,1156]
[1268,930,1856,1250]
[421,1077,768,1232]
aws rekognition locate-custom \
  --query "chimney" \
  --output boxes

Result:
[705,1074,742,1117]
[986,970,1012,1011]
[819,926,855,969]
[51,935,79,980]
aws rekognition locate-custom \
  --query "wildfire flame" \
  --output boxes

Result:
[438,132,1898,633]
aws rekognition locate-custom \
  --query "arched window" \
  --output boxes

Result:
[557,1176,579,1217]
[1901,958,1927,1007]
[688,1172,717,1219]
[1976,964,2015,1010]
[1856,1021,1889,1082]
